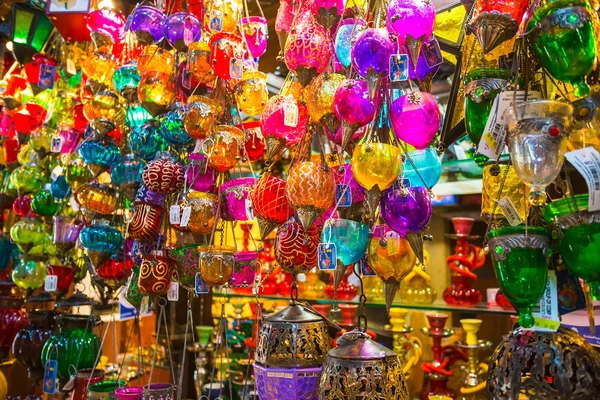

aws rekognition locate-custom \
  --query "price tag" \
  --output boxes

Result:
[422,37,443,67]
[43,360,58,394]
[229,58,243,80]
[532,270,560,332]
[51,136,62,153]
[389,54,409,82]
[195,273,210,294]
[66,59,77,75]
[50,165,63,181]
[180,206,192,227]
[45,275,58,292]
[284,101,298,127]
[565,147,600,211]
[182,67,191,90]
[498,196,523,226]
[167,282,179,301]
[169,205,181,225]
[140,296,150,314]
[335,184,352,207]
[209,10,223,32]
[183,18,195,46]
[318,243,337,271]
[385,231,401,256]
[245,198,254,220]
[38,64,56,90]
[360,257,376,276]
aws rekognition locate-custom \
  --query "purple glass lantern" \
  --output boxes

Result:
[187,153,216,193]
[408,36,441,87]
[254,365,322,400]
[380,186,432,264]
[134,184,166,207]
[86,8,126,48]
[165,12,201,52]
[221,177,257,221]
[351,28,394,98]
[231,250,258,287]
[333,79,376,149]
[114,387,143,400]
[53,216,83,253]
[241,16,269,58]
[390,91,440,150]
[130,6,166,45]
[387,0,436,68]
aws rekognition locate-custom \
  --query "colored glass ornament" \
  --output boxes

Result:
[137,71,176,116]
[260,95,309,158]
[275,221,320,274]
[81,52,118,87]
[130,6,166,45]
[128,202,163,241]
[321,219,370,266]
[137,46,175,75]
[351,143,401,192]
[188,41,214,83]
[12,257,46,292]
[46,264,75,296]
[124,267,144,307]
[488,226,551,328]
[251,174,290,239]
[160,106,193,145]
[0,294,27,362]
[184,191,218,235]
[333,79,375,148]
[481,161,529,225]
[239,121,265,162]
[165,12,201,52]
[387,0,436,66]
[305,73,345,133]
[209,33,244,80]
[241,16,269,58]
[335,18,367,68]
[130,123,168,161]
[171,245,202,291]
[30,189,58,217]
[75,183,118,216]
[53,216,83,252]
[351,28,394,96]
[187,153,216,192]
[79,220,125,267]
[199,245,236,286]
[390,91,440,150]
[10,217,45,254]
[10,165,45,194]
[78,137,121,175]
[113,63,141,101]
[221,177,257,221]
[86,8,126,47]
[204,0,243,33]
[203,126,244,172]
[184,96,220,140]
[126,104,152,128]
[111,154,145,201]
[402,148,441,188]
[235,71,268,116]
[142,153,185,195]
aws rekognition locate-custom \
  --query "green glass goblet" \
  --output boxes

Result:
[488,226,551,328]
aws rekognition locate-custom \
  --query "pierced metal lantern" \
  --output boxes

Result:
[254,302,331,400]
[319,330,410,400]
[487,326,600,399]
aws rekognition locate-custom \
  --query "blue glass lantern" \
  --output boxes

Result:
[402,148,442,189]
[113,62,141,102]
[79,219,124,267]
[321,219,370,266]
[78,138,121,175]
[111,154,145,201]
[126,104,152,128]
[50,176,71,199]
[159,106,192,145]
[130,123,168,160]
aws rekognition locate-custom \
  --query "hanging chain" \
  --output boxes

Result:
[483,164,510,249]
[353,263,368,332]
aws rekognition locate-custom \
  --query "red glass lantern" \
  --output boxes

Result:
[13,196,32,217]
[238,121,265,162]
[250,173,291,239]
[274,221,321,274]
[138,251,173,295]
[95,255,132,291]
[46,265,74,297]
[141,152,185,195]
[128,202,163,241]
[209,32,244,80]
[24,53,58,93]
[0,292,28,362]
[468,0,530,53]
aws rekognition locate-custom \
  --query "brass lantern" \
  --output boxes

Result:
[254,302,332,399]
[319,330,410,399]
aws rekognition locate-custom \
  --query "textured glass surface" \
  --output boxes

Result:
[433,4,466,65]
[13,10,34,44]
[254,365,321,400]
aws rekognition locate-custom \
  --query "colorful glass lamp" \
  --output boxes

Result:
[10,3,54,64]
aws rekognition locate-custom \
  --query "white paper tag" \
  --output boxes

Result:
[51,136,62,153]
[140,296,150,314]
[183,27,194,46]
[180,206,192,227]
[496,90,542,125]
[532,270,560,332]
[245,198,254,220]
[167,282,179,301]
[50,165,63,181]
[565,147,600,211]
[45,275,58,292]
[498,196,523,226]
[66,59,77,75]
[283,102,299,127]
[169,205,181,224]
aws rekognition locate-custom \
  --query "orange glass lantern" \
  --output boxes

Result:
[128,203,163,241]
[198,245,235,286]
[203,125,244,172]
[186,192,218,235]
[137,45,175,75]
[286,160,336,231]
[188,41,215,84]
[81,52,118,87]
[184,96,220,140]
[204,0,243,33]
[209,33,244,80]
[234,71,268,116]
[82,91,126,130]
[74,183,118,216]
[368,226,416,311]
[305,72,345,132]
[137,72,176,116]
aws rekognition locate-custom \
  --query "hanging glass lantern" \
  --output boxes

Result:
[187,154,216,192]
[305,73,345,133]
[333,79,375,148]
[171,245,201,291]
[260,95,309,160]
[11,257,46,292]
[128,202,163,241]
[138,250,174,295]
[94,254,132,291]
[78,137,121,176]
[129,123,168,161]
[0,292,27,362]
[234,71,268,116]
[75,183,118,216]
[275,221,320,275]
[79,220,125,268]
[188,42,214,83]
[184,96,220,140]
[251,173,291,239]
[221,177,257,221]
[111,154,145,201]
[86,8,126,48]
[351,28,394,97]
[209,32,244,80]
[198,245,235,286]
[137,71,177,117]
[239,121,265,162]
[141,152,185,195]
[10,165,45,195]
[204,0,243,34]
[159,105,193,145]
[129,5,166,45]
[320,330,409,399]
[390,91,441,150]
[10,217,45,254]
[335,18,367,68]
[12,310,57,382]
[254,302,332,399]
[46,264,75,297]
[124,266,144,308]
[203,125,244,172]
[240,16,269,58]
[165,12,201,52]
[137,45,175,75]
[321,219,369,267]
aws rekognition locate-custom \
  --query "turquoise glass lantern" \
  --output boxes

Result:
[321,219,370,266]
[130,123,168,160]
[402,148,442,189]
[78,138,121,174]
[112,62,141,102]
[334,18,367,68]
[79,220,124,253]
[126,104,152,128]
[159,106,192,145]
[111,154,145,201]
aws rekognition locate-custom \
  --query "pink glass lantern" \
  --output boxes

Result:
[240,16,269,58]
[333,79,376,149]
[260,95,308,161]
[86,8,126,48]
[387,0,436,67]
[221,177,257,221]
[390,91,440,150]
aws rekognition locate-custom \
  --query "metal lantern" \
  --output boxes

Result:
[319,330,410,400]
[487,326,600,399]
[254,302,332,400]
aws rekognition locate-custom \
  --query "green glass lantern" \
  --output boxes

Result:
[10,3,54,64]
[31,189,59,217]
[125,104,152,128]
[543,194,600,300]
[28,127,52,153]
[10,165,45,195]
[464,68,510,166]
[10,217,46,254]
[488,226,551,328]
[12,257,47,292]
[528,0,596,98]
[124,266,144,308]
[41,315,101,385]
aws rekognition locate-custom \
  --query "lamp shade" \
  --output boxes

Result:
[10,3,54,64]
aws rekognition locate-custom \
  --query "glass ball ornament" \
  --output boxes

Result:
[165,12,201,52]
[141,152,185,195]
[351,28,395,78]
[305,73,345,132]
[129,123,168,161]
[137,45,175,75]
[240,16,268,58]
[390,91,441,150]
[113,63,141,101]
[129,6,166,45]
[335,18,367,68]
[81,52,118,88]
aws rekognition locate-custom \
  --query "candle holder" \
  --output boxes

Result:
[454,319,491,399]
[386,309,422,376]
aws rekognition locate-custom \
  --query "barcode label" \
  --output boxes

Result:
[565,147,600,211]
[170,205,181,224]
[180,206,192,227]
[532,270,559,332]
[283,102,298,127]
[45,275,58,292]
[498,196,523,226]
[167,282,179,301]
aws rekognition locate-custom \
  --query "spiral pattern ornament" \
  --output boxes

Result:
[275,221,321,274]
[141,153,185,195]
[128,203,163,241]
[138,252,173,295]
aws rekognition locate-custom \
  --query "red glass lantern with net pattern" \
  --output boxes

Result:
[250,174,290,239]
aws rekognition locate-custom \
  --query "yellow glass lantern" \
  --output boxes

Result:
[204,0,243,34]
[17,145,36,167]
[286,160,336,230]
[203,125,244,172]
[280,75,303,100]
[82,90,126,127]
[137,45,175,75]
[198,245,235,286]
[28,127,51,153]
[188,41,216,84]
[186,191,218,235]
[234,71,268,116]
[351,142,402,192]
[368,228,416,311]
[12,257,47,292]
[305,73,345,131]
[64,155,92,189]
[137,72,176,116]
[481,163,529,225]
[81,51,118,87]
[184,96,220,140]
[74,183,118,216]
